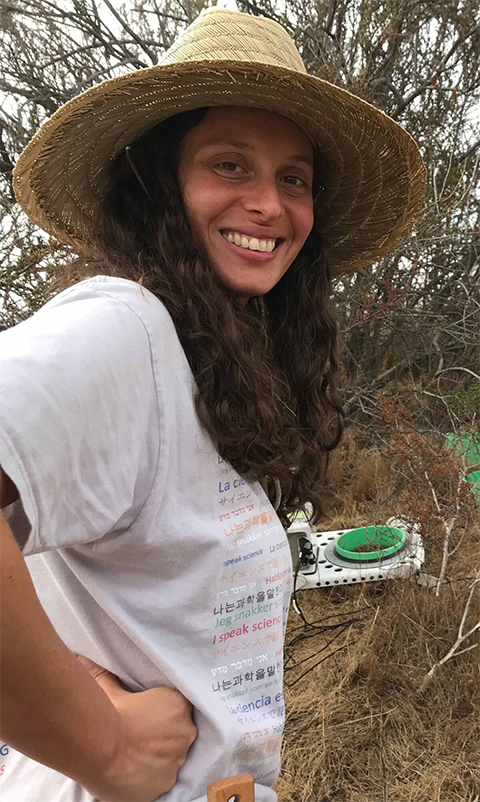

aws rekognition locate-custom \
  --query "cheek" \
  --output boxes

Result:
[294,202,315,244]
[183,180,229,242]
[181,183,202,232]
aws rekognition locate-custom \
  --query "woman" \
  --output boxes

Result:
[0,7,425,802]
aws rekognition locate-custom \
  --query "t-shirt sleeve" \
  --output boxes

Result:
[0,284,160,555]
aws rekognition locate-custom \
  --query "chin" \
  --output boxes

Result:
[232,283,277,299]
[221,273,286,299]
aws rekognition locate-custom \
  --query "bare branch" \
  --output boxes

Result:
[100,0,158,64]
[421,570,480,689]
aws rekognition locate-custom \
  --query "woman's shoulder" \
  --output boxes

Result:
[0,275,175,369]
[45,274,171,323]
[18,274,179,352]
[0,275,185,389]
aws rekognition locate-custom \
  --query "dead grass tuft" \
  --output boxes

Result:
[275,429,480,802]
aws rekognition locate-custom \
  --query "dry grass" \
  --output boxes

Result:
[274,430,480,802]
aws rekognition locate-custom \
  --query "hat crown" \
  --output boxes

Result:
[160,6,307,74]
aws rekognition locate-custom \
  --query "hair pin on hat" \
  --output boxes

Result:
[125,146,154,202]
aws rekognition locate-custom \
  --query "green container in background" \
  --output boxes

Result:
[445,432,480,465]
[464,471,480,502]
[445,432,480,502]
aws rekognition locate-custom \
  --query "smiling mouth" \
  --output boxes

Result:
[220,230,283,252]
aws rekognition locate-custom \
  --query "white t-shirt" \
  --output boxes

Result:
[0,276,292,802]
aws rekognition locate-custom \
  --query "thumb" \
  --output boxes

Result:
[77,654,126,699]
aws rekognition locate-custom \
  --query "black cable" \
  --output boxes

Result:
[284,552,365,684]
[284,642,353,687]
[284,616,359,664]
[292,551,364,632]
[287,603,374,635]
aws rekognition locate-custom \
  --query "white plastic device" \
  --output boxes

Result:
[286,508,424,589]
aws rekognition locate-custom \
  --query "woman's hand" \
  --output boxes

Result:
[77,655,198,802]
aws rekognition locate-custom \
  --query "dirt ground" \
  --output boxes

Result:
[274,431,480,802]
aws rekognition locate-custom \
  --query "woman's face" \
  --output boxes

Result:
[177,106,315,301]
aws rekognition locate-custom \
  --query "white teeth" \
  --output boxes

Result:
[222,231,278,252]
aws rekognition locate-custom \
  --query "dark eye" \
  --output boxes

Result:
[217,162,242,173]
[283,175,306,187]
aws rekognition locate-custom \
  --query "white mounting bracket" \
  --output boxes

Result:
[286,512,424,589]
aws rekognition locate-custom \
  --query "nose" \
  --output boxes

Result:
[241,176,283,220]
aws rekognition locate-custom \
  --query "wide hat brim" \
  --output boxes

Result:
[13,59,426,276]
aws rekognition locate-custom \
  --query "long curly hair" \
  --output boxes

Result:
[54,107,344,527]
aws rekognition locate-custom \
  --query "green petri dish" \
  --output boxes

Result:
[335,525,406,561]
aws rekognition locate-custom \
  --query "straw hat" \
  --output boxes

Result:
[13,6,426,276]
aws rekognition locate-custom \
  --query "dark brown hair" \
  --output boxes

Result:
[55,108,344,527]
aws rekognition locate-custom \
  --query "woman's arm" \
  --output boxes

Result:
[0,505,121,787]
[0,470,197,802]
[0,467,19,506]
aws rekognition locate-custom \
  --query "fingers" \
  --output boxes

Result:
[77,655,125,698]
[76,654,103,673]
[76,658,198,748]
[187,723,198,748]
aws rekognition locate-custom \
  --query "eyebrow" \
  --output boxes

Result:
[202,138,314,168]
